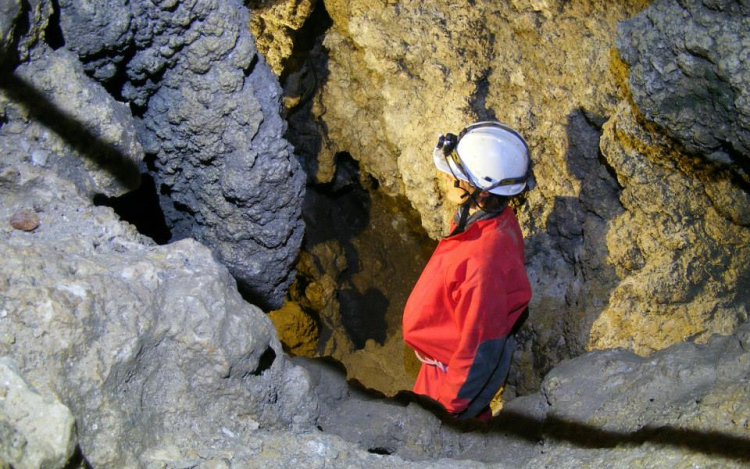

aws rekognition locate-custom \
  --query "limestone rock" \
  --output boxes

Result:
[297,324,750,467]
[248,0,318,75]
[0,161,317,468]
[304,0,655,393]
[0,47,143,198]
[0,358,76,469]
[617,0,750,170]
[269,301,319,356]
[53,0,306,309]
[307,0,750,397]
[295,356,537,466]
[592,101,750,354]
[56,0,133,82]
[0,0,21,52]
[526,322,750,467]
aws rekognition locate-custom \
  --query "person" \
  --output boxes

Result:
[402,121,533,421]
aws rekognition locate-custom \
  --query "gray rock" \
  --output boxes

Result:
[56,0,306,309]
[56,0,133,82]
[4,0,52,62]
[0,0,21,52]
[617,0,750,170]
[0,47,143,198]
[295,357,538,466]
[300,323,750,467]
[0,358,76,469]
[0,160,317,468]
[526,322,750,467]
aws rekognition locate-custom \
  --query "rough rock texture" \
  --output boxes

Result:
[0,46,143,198]
[2,150,746,469]
[617,0,750,169]
[5,0,52,62]
[269,301,319,356]
[282,0,750,395]
[0,0,21,52]
[590,100,750,353]
[0,161,316,468]
[305,324,750,467]
[56,0,133,82]
[53,0,305,309]
[295,357,538,465]
[0,358,76,469]
[248,0,317,76]
[285,168,435,394]
[524,321,750,468]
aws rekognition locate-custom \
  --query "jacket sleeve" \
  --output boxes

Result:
[436,259,511,414]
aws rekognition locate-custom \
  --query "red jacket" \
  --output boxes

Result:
[402,207,531,417]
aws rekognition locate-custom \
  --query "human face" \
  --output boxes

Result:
[439,172,474,206]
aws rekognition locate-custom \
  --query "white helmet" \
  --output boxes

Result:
[433,121,531,196]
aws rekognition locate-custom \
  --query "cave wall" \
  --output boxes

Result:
[0,0,306,310]
[256,0,750,393]
[1,0,749,466]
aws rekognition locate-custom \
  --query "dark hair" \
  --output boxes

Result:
[473,192,508,213]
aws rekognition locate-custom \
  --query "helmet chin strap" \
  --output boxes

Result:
[450,185,483,237]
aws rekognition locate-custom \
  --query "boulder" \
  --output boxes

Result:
[54,0,306,309]
[0,47,143,198]
[0,358,76,469]
[617,0,750,170]
[0,160,316,468]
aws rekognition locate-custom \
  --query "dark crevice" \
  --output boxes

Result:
[251,346,277,376]
[280,0,332,181]
[46,0,65,50]
[469,73,497,122]
[92,44,138,102]
[173,201,196,216]
[338,287,388,349]
[597,150,623,192]
[62,444,93,469]
[279,0,333,83]
[367,447,394,455]
[93,173,172,244]
[129,100,148,119]
[722,141,750,193]
[243,53,258,78]
[143,152,159,172]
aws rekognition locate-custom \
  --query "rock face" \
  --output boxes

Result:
[1,0,749,467]
[0,163,488,469]
[308,323,750,467]
[524,321,750,468]
[248,0,318,76]
[1,0,305,310]
[590,100,750,354]
[1,41,143,199]
[48,0,305,309]
[269,301,319,356]
[0,358,76,469]
[0,162,316,468]
[270,0,750,394]
[617,0,750,168]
